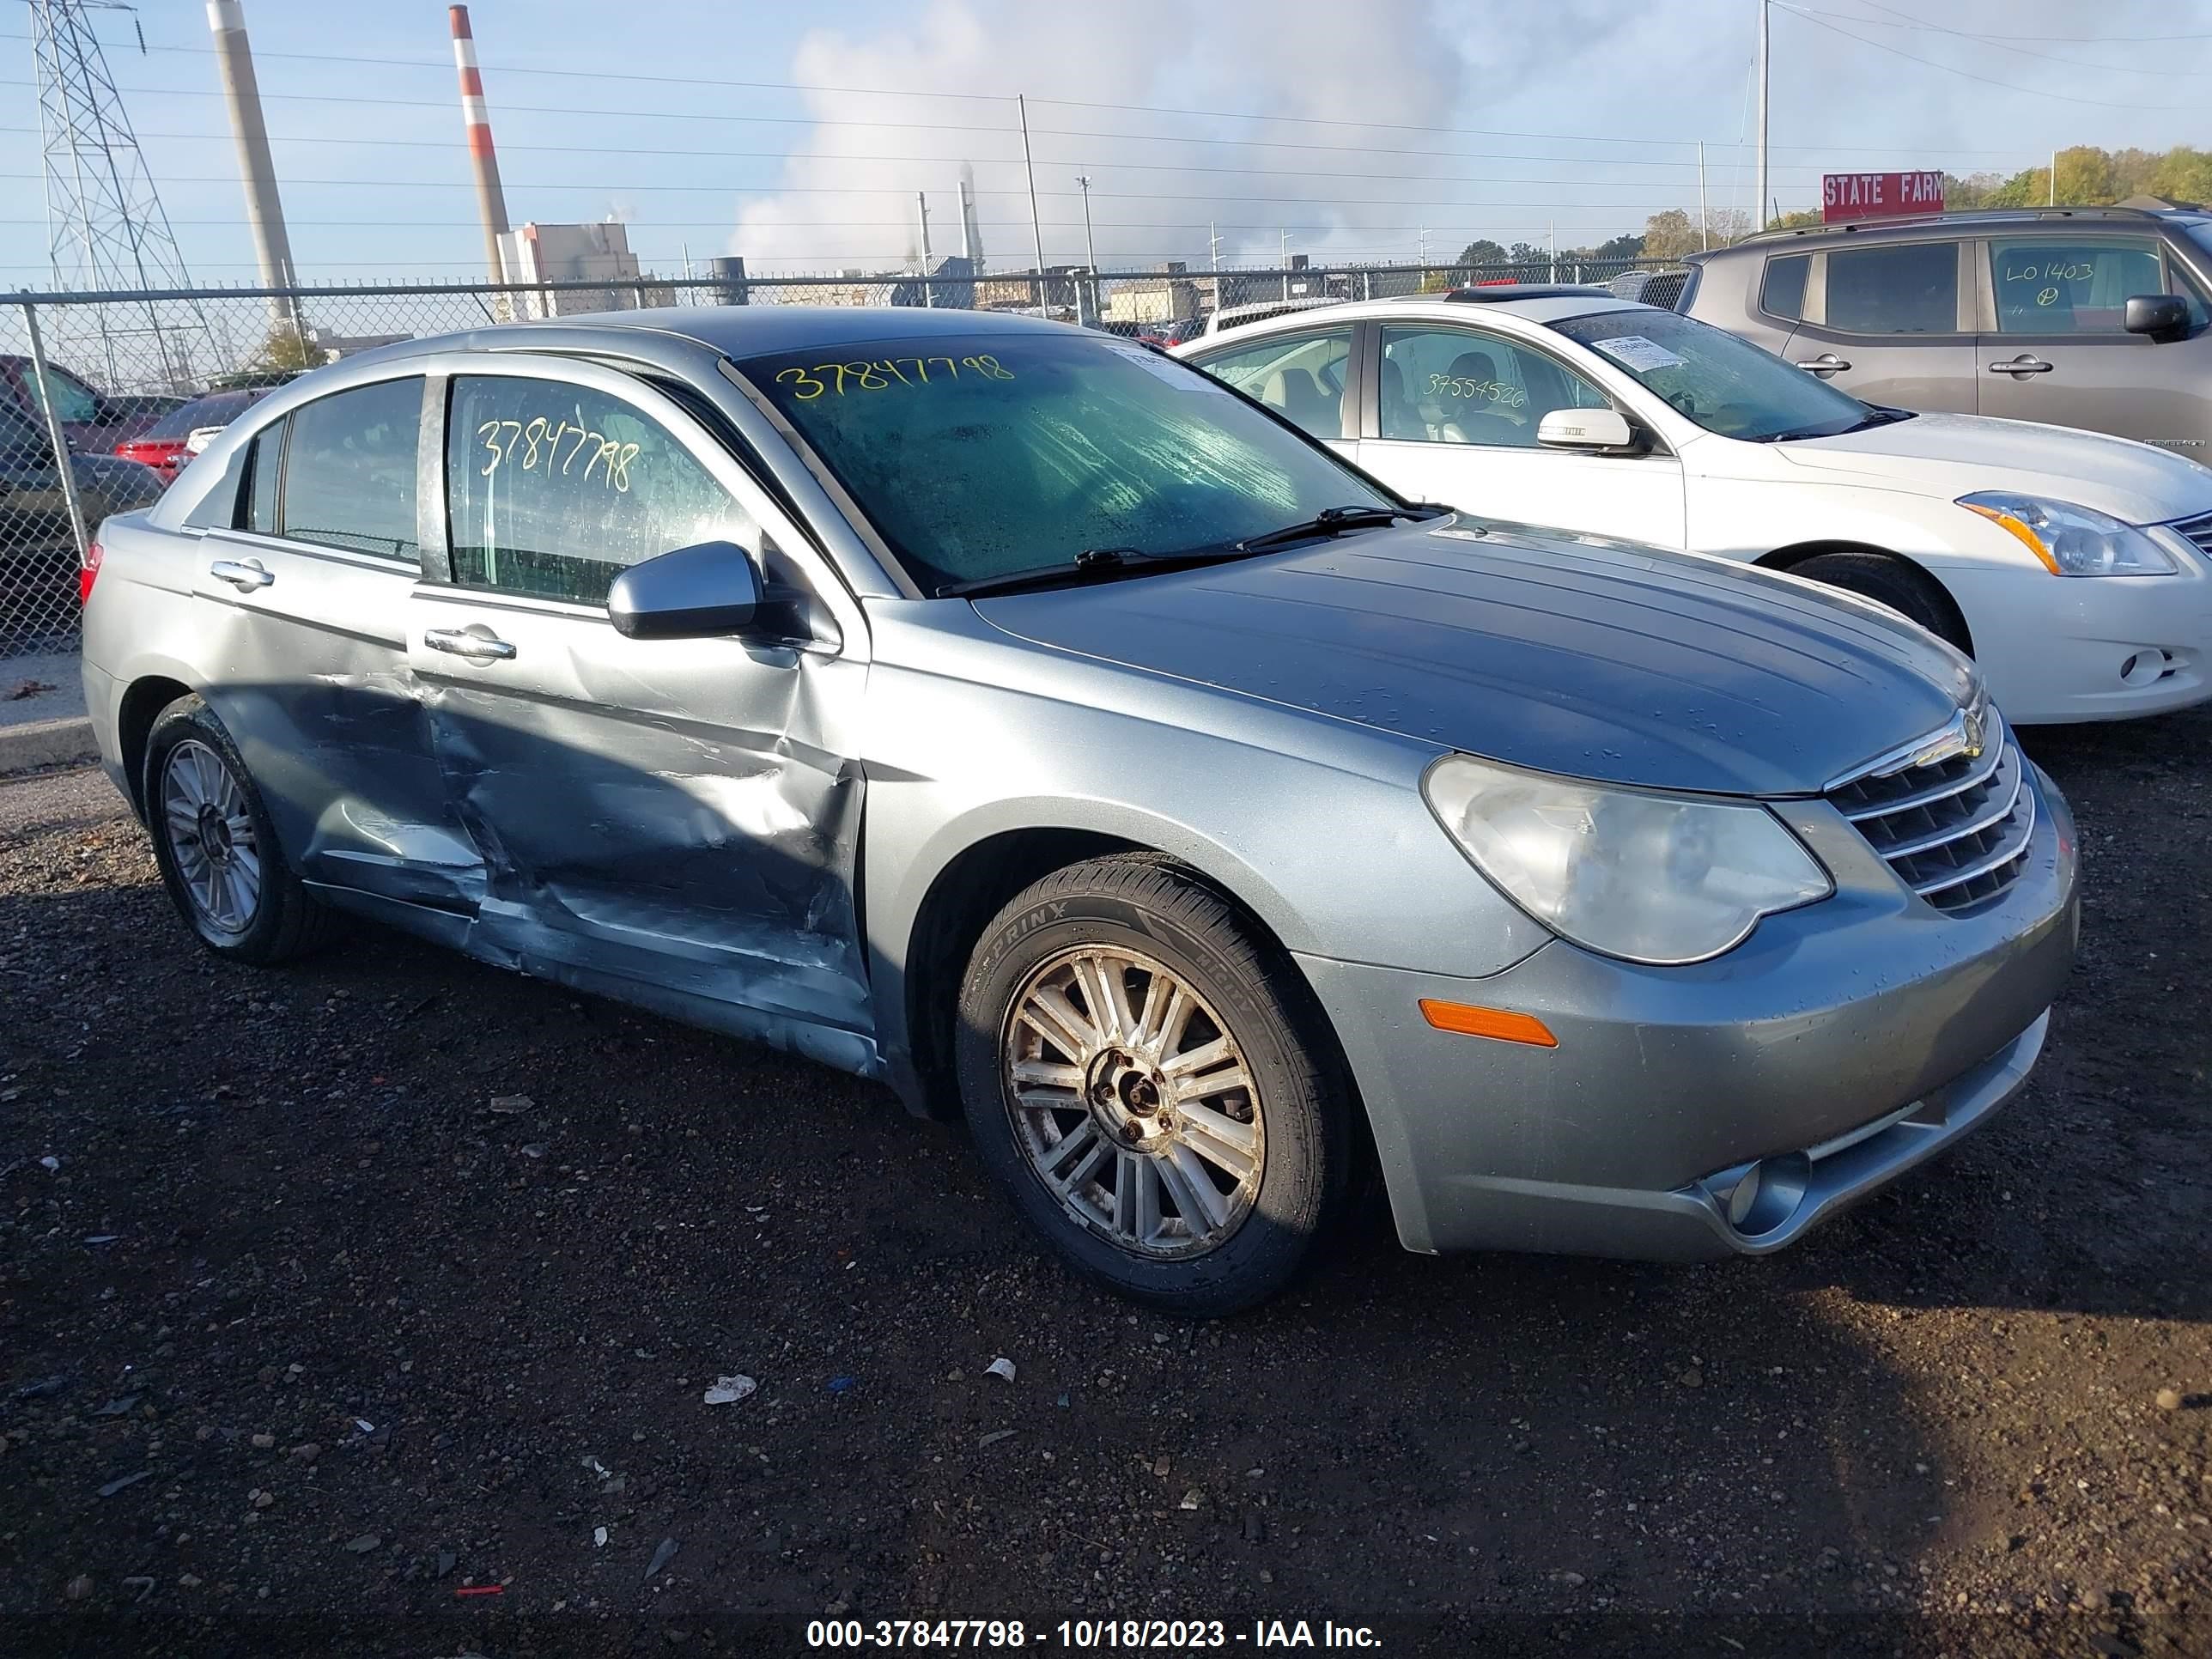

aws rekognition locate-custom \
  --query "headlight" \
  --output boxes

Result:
[1422,755,1832,965]
[1958,492,2177,576]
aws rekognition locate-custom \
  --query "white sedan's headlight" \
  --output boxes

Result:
[1422,755,1832,965]
[1958,492,2178,576]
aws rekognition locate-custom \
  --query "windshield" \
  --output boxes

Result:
[142,390,261,441]
[743,331,1390,594]
[2188,222,2212,270]
[1549,309,1875,441]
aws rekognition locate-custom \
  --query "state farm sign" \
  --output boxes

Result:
[1822,171,1945,224]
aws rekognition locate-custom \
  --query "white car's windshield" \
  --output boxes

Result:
[745,331,1395,595]
[1550,309,1902,442]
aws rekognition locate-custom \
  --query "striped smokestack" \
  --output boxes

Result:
[448,5,509,283]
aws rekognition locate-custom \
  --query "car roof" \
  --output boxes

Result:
[1694,204,2207,261]
[1174,293,1651,350]
[341,302,1080,371]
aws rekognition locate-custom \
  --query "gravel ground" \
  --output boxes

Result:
[0,715,2206,1659]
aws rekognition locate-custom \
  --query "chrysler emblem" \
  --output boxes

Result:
[1960,708,1984,761]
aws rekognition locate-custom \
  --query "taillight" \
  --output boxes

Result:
[79,539,102,606]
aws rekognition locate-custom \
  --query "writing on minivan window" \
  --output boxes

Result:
[775,355,1017,401]
[476,410,637,489]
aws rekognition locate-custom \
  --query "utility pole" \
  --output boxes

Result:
[1018,94,1048,318]
[1547,221,1557,283]
[1698,140,1711,251]
[1755,0,1770,233]
[2048,149,2057,206]
[1209,220,1221,315]
[1075,174,1096,324]
[915,191,933,307]
[207,1,298,332]
[1280,228,1290,301]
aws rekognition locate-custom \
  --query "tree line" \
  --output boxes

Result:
[1449,145,2209,270]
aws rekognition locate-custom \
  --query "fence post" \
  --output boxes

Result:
[22,301,91,568]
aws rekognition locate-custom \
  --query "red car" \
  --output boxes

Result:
[112,387,270,485]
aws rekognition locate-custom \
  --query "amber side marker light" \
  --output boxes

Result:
[1418,999,1559,1048]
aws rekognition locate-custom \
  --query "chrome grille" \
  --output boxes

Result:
[2173,511,2212,560]
[1827,715,2035,912]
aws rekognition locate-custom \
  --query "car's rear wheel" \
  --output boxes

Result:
[1788,551,1970,653]
[955,856,1351,1316]
[143,695,333,964]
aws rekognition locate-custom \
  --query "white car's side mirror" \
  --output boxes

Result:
[1536,407,1638,451]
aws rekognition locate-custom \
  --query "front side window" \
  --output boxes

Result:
[1550,309,1875,442]
[1760,254,1810,321]
[1825,241,1960,334]
[279,378,421,560]
[21,365,99,424]
[743,332,1389,595]
[445,376,744,605]
[1375,326,1610,447]
[1989,237,2166,334]
[1187,326,1352,441]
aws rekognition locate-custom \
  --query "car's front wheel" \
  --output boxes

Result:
[956,856,1352,1316]
[143,695,333,964]
[1788,550,1970,653]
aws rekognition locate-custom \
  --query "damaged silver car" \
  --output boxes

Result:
[82,307,2078,1314]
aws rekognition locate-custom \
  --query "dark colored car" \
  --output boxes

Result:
[1678,205,2212,462]
[114,388,273,485]
[0,355,185,451]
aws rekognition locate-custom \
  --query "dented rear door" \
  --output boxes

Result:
[406,358,877,1073]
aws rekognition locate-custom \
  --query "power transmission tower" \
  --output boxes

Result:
[28,0,221,389]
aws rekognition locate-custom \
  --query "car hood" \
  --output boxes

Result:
[1770,411,2212,524]
[971,520,1978,797]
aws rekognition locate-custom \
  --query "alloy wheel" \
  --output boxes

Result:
[1000,945,1265,1258]
[160,738,263,937]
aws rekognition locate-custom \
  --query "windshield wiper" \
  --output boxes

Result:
[939,546,1233,599]
[1759,406,1917,444]
[1235,502,1441,554]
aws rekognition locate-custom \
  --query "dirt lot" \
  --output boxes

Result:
[1,714,2207,1658]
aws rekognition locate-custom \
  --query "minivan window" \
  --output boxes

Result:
[1989,237,2167,334]
[744,331,1390,596]
[1551,309,1881,442]
[1825,241,1959,334]
[1759,255,1810,321]
[278,378,422,560]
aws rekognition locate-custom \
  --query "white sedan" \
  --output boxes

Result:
[1177,290,2212,724]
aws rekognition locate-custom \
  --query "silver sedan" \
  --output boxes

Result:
[80,306,2077,1314]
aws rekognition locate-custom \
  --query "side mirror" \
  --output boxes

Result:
[1536,407,1639,452]
[2124,294,2191,340]
[607,539,763,641]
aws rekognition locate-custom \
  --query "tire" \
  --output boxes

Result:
[955,856,1352,1316]
[141,694,334,965]
[1788,551,1969,652]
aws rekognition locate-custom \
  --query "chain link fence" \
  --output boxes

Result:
[1,256,1677,657]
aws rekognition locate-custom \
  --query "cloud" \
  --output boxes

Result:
[727,0,1468,274]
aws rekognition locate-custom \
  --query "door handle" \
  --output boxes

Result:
[209,557,273,592]
[424,625,517,661]
[1987,356,2054,376]
[1794,353,1852,376]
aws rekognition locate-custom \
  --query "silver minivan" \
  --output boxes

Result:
[1680,206,2212,463]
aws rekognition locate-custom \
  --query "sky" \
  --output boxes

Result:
[3,0,2209,288]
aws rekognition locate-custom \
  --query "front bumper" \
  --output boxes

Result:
[1945,557,2212,724]
[1300,765,2079,1260]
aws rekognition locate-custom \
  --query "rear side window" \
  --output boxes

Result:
[244,416,284,534]
[1759,255,1810,321]
[444,375,745,605]
[1825,242,1960,334]
[1188,326,1352,441]
[279,378,422,560]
